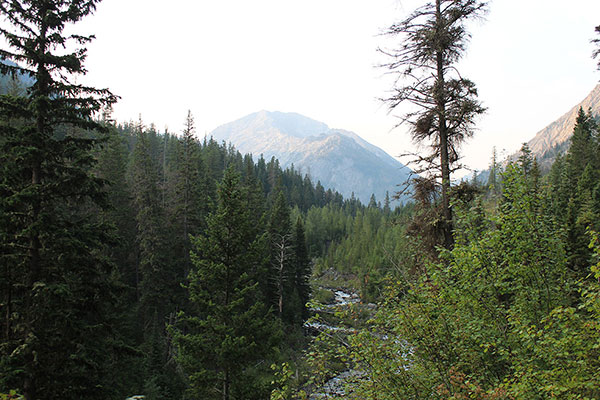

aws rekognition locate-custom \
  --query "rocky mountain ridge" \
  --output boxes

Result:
[209,111,411,204]
[504,84,600,169]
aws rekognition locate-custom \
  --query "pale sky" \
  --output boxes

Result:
[76,0,600,174]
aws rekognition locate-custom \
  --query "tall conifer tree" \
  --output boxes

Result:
[381,0,486,248]
[174,166,280,400]
[549,108,600,275]
[0,1,119,398]
[292,216,311,321]
[130,118,172,319]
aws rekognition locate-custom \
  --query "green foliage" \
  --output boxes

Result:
[270,363,308,400]
[130,119,179,323]
[547,108,600,276]
[0,1,124,399]
[508,232,600,399]
[0,391,23,400]
[292,217,312,320]
[338,153,600,399]
[312,287,335,304]
[310,203,412,302]
[172,167,282,399]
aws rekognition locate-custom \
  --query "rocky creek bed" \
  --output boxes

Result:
[304,287,375,399]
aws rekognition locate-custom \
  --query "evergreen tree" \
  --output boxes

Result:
[315,181,326,207]
[487,146,501,197]
[548,108,600,275]
[94,120,138,291]
[292,217,311,321]
[173,166,280,400]
[167,110,205,274]
[566,108,597,181]
[380,0,487,249]
[593,24,600,70]
[241,153,267,234]
[383,191,392,216]
[344,158,574,399]
[368,194,378,209]
[129,119,186,397]
[0,1,120,398]
[130,119,173,319]
[269,189,294,321]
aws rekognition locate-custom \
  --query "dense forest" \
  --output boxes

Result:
[1,1,600,399]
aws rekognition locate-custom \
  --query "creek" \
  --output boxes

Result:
[305,287,374,399]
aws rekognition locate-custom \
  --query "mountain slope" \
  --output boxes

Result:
[210,111,410,203]
[0,59,35,94]
[473,84,600,184]
[528,84,600,157]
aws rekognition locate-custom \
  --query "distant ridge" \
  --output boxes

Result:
[210,111,411,204]
[527,84,600,158]
[472,85,600,184]
[0,59,35,94]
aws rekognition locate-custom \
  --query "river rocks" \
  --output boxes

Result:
[304,286,375,398]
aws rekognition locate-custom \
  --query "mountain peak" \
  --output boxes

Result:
[210,111,410,203]
[248,110,330,138]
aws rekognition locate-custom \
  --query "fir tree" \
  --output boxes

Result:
[167,110,205,275]
[0,1,120,398]
[368,194,378,209]
[549,108,600,275]
[173,166,280,400]
[292,217,311,321]
[487,146,501,196]
[380,0,487,249]
[383,191,392,216]
[94,120,138,291]
[130,119,173,318]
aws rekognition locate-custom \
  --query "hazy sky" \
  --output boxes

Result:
[77,0,600,174]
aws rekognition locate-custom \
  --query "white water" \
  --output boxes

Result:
[305,287,367,399]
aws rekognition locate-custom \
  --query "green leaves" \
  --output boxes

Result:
[339,154,600,399]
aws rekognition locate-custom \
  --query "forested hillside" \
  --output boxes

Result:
[304,113,600,399]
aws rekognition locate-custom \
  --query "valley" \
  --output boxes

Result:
[2,1,600,399]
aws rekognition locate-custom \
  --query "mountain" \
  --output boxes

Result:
[528,84,600,156]
[210,111,411,204]
[508,84,600,169]
[473,84,600,184]
[0,59,35,94]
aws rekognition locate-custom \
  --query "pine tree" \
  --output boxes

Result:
[94,120,138,291]
[383,191,392,216]
[550,108,600,274]
[166,110,205,276]
[368,194,378,209]
[0,1,120,398]
[315,181,326,207]
[487,146,501,196]
[173,166,280,400]
[380,0,487,249]
[566,108,597,182]
[593,24,600,70]
[130,119,173,318]
[292,217,311,321]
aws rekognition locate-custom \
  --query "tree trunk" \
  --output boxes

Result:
[436,0,454,250]
[223,367,230,400]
